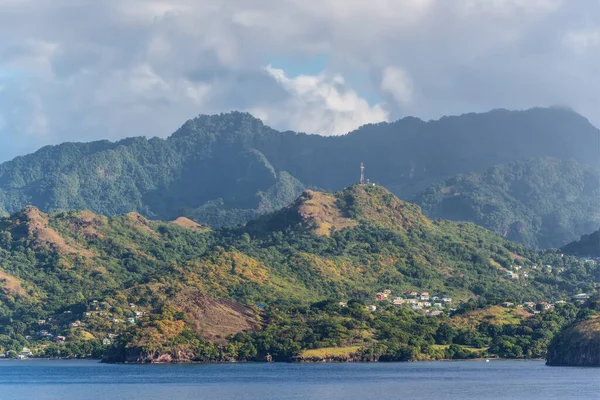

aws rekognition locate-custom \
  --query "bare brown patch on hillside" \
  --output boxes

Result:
[509,252,526,261]
[0,271,28,298]
[69,210,107,240]
[171,291,260,342]
[22,207,94,257]
[295,190,358,236]
[171,217,208,231]
[125,212,159,238]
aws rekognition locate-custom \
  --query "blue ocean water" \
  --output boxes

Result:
[0,359,597,400]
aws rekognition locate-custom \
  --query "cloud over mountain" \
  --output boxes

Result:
[0,0,598,160]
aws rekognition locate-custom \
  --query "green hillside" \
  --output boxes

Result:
[0,185,597,362]
[562,229,600,258]
[0,108,598,250]
[414,158,600,249]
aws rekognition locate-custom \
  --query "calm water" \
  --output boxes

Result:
[0,360,598,400]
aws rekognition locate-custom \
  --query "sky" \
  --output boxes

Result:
[0,0,598,162]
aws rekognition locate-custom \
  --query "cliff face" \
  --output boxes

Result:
[546,318,600,367]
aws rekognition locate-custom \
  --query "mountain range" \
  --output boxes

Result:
[0,107,598,248]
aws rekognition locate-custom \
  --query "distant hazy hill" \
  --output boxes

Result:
[562,229,600,257]
[414,158,600,249]
[0,107,598,246]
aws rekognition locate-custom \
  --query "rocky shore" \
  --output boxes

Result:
[546,318,600,367]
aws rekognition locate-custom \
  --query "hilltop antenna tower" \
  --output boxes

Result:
[360,162,365,185]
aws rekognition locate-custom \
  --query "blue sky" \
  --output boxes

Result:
[0,0,598,162]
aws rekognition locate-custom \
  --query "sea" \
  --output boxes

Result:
[0,359,598,400]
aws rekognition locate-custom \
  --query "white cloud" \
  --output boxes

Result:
[563,29,600,52]
[381,67,413,106]
[0,0,598,160]
[263,65,388,135]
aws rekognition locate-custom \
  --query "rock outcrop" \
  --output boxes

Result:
[546,318,600,366]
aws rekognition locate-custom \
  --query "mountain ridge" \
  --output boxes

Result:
[1,107,598,249]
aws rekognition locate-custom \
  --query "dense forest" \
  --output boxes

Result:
[0,184,597,362]
[562,229,600,257]
[415,158,600,249]
[0,107,598,248]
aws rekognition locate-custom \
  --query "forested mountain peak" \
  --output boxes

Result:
[170,111,272,141]
[0,107,598,249]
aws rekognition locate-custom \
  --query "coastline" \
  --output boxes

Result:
[1,355,549,365]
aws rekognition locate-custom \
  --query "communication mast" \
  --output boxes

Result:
[360,162,365,185]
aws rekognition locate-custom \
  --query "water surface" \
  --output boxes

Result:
[0,359,598,400]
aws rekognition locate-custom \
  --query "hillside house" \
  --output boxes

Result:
[573,293,590,301]
[434,303,443,308]
[442,298,452,303]
[128,317,136,324]
[506,271,518,279]
[423,302,432,308]
[54,336,66,342]
[338,302,347,307]
[102,338,112,345]
[392,298,405,305]
[376,293,387,300]
[383,289,392,296]
[368,305,377,312]
[69,321,81,327]
[431,296,440,301]
[419,292,430,301]
[37,320,46,325]
[427,310,443,317]
[502,302,514,308]
[407,291,418,298]
[21,347,32,357]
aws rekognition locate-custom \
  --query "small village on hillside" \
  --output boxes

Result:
[0,300,147,359]
[345,290,594,318]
